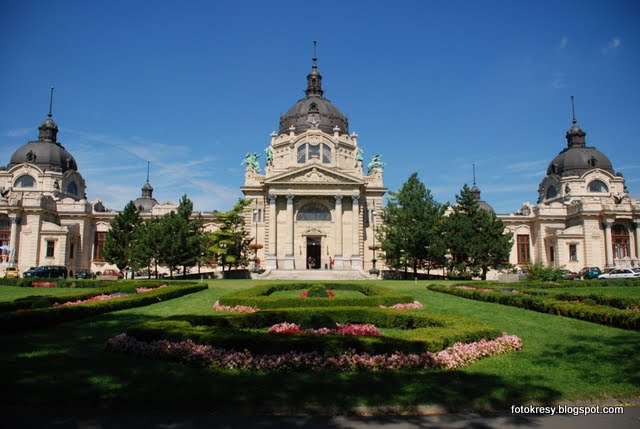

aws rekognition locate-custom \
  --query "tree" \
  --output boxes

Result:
[176,195,204,278]
[378,173,447,277]
[129,217,164,279]
[209,199,252,271]
[103,201,142,277]
[445,184,513,279]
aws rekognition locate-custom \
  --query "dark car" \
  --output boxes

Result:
[560,269,577,280]
[22,265,68,279]
[577,267,601,280]
[75,269,95,279]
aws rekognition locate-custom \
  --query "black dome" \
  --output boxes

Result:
[278,55,349,135]
[8,118,78,172]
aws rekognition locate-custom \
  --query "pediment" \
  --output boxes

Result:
[265,165,363,185]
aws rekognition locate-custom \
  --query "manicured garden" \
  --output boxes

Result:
[1,279,639,414]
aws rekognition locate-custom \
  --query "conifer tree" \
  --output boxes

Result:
[209,199,251,271]
[379,173,446,276]
[103,200,142,276]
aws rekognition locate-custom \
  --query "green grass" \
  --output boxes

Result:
[270,289,366,298]
[1,279,638,414]
[0,285,85,302]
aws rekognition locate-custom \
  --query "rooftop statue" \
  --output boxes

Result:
[355,147,363,166]
[264,146,274,165]
[241,152,261,173]
[367,154,386,175]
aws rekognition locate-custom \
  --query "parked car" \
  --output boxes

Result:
[75,269,95,279]
[100,269,124,279]
[598,268,640,279]
[560,269,577,280]
[2,266,19,279]
[577,267,602,280]
[22,265,68,279]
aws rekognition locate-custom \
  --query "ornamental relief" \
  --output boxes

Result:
[289,168,339,183]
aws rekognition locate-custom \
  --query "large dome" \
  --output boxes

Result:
[278,55,349,135]
[7,117,78,173]
[545,120,614,177]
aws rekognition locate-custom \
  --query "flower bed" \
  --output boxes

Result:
[54,292,129,307]
[380,301,423,310]
[105,333,522,372]
[212,300,259,314]
[268,322,380,336]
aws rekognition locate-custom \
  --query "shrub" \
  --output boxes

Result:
[524,262,565,281]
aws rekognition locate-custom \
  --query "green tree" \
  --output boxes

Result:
[176,195,204,278]
[445,184,513,279]
[103,201,142,277]
[129,217,164,279]
[209,199,251,271]
[378,173,447,277]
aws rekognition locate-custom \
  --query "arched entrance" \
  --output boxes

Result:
[612,224,630,259]
[0,218,10,263]
[306,236,321,269]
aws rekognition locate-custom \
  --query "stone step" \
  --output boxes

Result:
[257,269,373,280]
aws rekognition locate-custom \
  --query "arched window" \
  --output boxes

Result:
[322,143,331,164]
[296,203,331,221]
[14,175,35,188]
[308,143,320,159]
[587,180,608,193]
[612,224,630,259]
[297,144,307,163]
[546,185,558,200]
[67,181,78,195]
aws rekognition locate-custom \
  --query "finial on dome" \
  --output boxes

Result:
[571,95,576,125]
[313,40,318,66]
[146,161,150,183]
[566,95,586,148]
[48,85,54,118]
[306,41,324,96]
[473,163,477,186]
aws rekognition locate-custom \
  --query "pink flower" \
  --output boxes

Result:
[136,285,167,293]
[54,292,130,307]
[380,301,423,310]
[212,300,259,313]
[267,322,302,334]
[300,290,309,298]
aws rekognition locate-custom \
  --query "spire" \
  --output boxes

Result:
[305,41,324,97]
[48,85,54,118]
[141,161,153,197]
[38,85,59,143]
[566,95,586,148]
[472,163,477,186]
[471,163,481,200]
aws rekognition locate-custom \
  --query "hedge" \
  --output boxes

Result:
[0,283,207,334]
[126,308,501,355]
[219,282,415,309]
[427,284,640,330]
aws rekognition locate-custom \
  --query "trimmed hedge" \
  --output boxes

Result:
[219,282,414,309]
[126,307,501,355]
[427,284,640,330]
[0,283,207,334]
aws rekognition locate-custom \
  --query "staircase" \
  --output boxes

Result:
[257,269,373,280]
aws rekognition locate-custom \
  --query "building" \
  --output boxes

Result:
[499,102,640,272]
[241,52,387,272]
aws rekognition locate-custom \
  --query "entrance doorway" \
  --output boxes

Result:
[306,237,321,269]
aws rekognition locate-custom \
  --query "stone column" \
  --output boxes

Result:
[266,194,277,269]
[283,194,295,269]
[633,222,640,263]
[8,215,19,264]
[334,195,344,270]
[350,195,362,269]
[603,222,614,267]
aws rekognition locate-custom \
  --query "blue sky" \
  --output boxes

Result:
[1,0,639,214]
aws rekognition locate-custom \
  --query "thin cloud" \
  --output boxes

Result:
[551,72,568,89]
[601,37,621,55]
[6,128,31,137]
[504,159,548,171]
[558,36,568,50]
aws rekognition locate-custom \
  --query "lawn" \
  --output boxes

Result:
[1,280,638,414]
[0,285,87,301]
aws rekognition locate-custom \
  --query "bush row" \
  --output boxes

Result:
[427,284,640,330]
[0,278,201,289]
[219,282,414,309]
[0,283,207,334]
[126,308,501,355]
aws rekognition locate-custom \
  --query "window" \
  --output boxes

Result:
[587,180,608,193]
[308,143,320,159]
[297,144,306,163]
[296,203,331,221]
[94,231,107,261]
[322,143,331,164]
[517,235,530,264]
[569,244,578,261]
[549,246,554,263]
[67,181,78,195]
[252,208,263,223]
[0,218,10,261]
[69,242,75,259]
[612,224,630,259]
[546,185,558,200]
[14,175,35,188]
[46,240,55,258]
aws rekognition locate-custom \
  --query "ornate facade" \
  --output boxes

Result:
[499,103,640,272]
[241,54,386,271]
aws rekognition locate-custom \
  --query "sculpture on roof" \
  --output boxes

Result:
[264,146,274,165]
[355,147,363,166]
[241,152,261,173]
[367,154,386,175]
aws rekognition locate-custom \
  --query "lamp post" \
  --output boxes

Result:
[369,205,380,275]
[250,203,262,273]
[425,245,430,277]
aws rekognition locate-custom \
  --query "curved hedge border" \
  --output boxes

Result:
[427,284,640,330]
[125,307,501,355]
[0,282,207,334]
[219,282,414,309]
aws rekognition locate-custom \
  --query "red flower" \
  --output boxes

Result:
[327,290,335,298]
[300,290,309,298]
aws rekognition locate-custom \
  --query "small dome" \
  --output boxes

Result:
[546,147,614,177]
[278,55,349,135]
[471,185,494,213]
[7,116,78,173]
[134,180,157,212]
